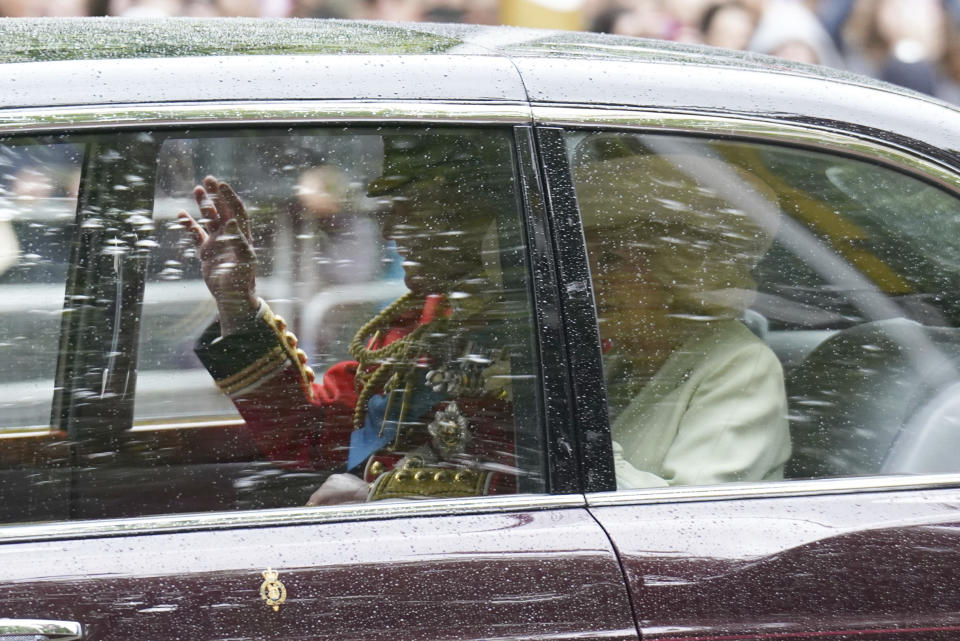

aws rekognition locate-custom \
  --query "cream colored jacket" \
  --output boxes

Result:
[611,320,791,489]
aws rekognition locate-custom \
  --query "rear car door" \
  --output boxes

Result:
[537,116,960,640]
[0,105,637,641]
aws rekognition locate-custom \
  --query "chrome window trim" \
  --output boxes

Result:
[587,474,960,507]
[0,494,585,544]
[532,106,960,194]
[0,101,532,133]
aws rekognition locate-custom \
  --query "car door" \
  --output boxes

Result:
[536,119,960,640]
[0,106,638,641]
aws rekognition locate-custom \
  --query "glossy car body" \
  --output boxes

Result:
[2,18,960,641]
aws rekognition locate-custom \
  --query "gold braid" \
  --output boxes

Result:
[348,292,445,431]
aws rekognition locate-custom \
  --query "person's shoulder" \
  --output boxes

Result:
[677,320,784,398]
[696,319,780,365]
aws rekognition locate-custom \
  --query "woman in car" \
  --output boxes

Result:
[574,143,792,488]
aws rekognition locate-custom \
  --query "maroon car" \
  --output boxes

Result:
[2,18,960,641]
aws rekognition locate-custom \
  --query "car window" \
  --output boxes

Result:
[0,141,81,433]
[0,126,545,524]
[569,130,960,487]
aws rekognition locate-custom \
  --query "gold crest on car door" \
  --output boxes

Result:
[259,569,287,611]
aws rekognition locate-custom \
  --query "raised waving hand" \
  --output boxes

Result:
[178,176,259,335]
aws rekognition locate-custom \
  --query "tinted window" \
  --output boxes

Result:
[0,141,81,432]
[0,126,545,524]
[570,131,960,487]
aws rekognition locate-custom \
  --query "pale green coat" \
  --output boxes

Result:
[611,320,791,489]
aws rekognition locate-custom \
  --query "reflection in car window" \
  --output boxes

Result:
[0,141,82,525]
[0,141,81,432]
[0,127,544,525]
[571,131,960,487]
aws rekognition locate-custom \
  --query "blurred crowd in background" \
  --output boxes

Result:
[3,0,960,102]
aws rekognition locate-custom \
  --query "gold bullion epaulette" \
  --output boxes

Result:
[368,461,492,500]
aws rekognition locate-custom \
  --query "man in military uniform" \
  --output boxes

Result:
[178,133,521,504]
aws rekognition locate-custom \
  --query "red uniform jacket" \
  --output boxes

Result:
[195,296,518,498]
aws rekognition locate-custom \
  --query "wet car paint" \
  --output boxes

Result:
[591,486,960,640]
[2,506,638,641]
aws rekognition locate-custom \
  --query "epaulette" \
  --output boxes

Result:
[368,457,493,500]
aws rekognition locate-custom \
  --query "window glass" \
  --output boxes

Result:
[1,126,544,525]
[570,131,960,487]
[0,141,81,432]
[0,140,81,525]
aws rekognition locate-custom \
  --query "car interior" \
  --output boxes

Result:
[4,124,960,525]
[0,125,549,523]
[571,130,960,483]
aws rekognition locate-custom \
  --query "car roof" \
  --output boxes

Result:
[0,18,851,69]
[0,17,911,87]
[0,17,958,162]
